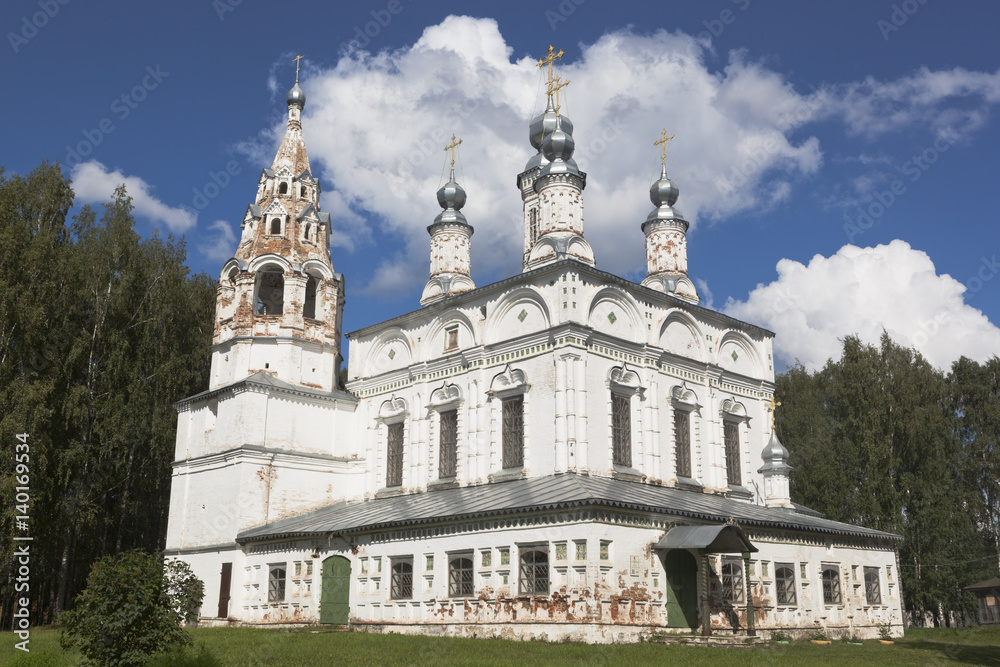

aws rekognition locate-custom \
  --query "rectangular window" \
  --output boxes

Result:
[574,541,587,561]
[724,421,741,487]
[822,565,842,605]
[612,393,632,467]
[390,558,413,600]
[721,557,745,604]
[448,553,475,597]
[445,325,459,351]
[386,422,404,488]
[268,564,286,602]
[518,546,549,595]
[674,409,691,478]
[600,540,611,561]
[775,563,796,606]
[864,566,882,605]
[502,395,524,469]
[439,409,458,479]
[481,550,492,568]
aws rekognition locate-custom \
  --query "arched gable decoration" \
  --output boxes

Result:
[428,382,462,409]
[671,382,701,410]
[608,363,644,395]
[721,398,750,421]
[377,395,408,423]
[488,364,528,397]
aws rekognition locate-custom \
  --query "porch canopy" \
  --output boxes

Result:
[653,524,757,553]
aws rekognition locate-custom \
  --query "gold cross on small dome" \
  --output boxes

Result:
[654,129,675,166]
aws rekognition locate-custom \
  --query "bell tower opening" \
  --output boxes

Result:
[255,266,285,315]
[304,274,318,320]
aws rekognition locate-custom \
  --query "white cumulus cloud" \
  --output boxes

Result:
[267,17,1000,299]
[71,160,196,233]
[723,240,1000,371]
[200,220,238,262]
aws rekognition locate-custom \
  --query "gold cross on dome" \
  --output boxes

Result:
[292,54,304,83]
[537,44,565,89]
[654,129,675,166]
[549,76,570,114]
[765,395,782,430]
[444,134,463,170]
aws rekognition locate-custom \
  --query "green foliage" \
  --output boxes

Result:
[0,163,216,626]
[778,335,998,623]
[60,550,204,666]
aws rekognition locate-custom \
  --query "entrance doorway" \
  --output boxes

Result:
[664,549,699,629]
[320,556,351,624]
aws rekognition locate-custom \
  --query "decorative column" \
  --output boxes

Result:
[701,553,712,637]
[743,551,756,636]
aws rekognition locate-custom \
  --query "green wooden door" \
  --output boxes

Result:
[664,549,699,628]
[320,556,351,624]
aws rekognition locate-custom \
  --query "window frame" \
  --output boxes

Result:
[444,324,459,351]
[723,419,742,487]
[611,392,632,467]
[386,421,404,488]
[864,566,882,605]
[448,552,475,598]
[720,557,745,604]
[674,408,692,478]
[775,563,797,606]
[822,565,843,605]
[267,563,286,603]
[518,546,549,596]
[390,557,413,600]
[501,395,525,470]
[438,408,458,479]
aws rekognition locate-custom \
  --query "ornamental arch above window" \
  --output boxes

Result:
[489,365,528,471]
[608,364,643,469]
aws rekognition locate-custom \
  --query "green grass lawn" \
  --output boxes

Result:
[4,626,1000,666]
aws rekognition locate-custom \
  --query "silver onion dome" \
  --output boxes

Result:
[287,83,306,109]
[433,169,468,225]
[538,115,581,177]
[758,430,793,473]
[529,96,575,151]
[645,163,686,224]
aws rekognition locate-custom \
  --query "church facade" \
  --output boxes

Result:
[165,54,905,642]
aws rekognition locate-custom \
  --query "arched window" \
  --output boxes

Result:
[270,218,281,235]
[390,558,413,599]
[304,223,311,240]
[303,276,318,319]
[255,267,284,315]
[518,547,548,595]
[278,182,288,195]
[448,554,474,597]
[822,565,842,605]
[300,186,307,197]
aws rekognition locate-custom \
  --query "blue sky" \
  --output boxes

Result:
[4,0,999,372]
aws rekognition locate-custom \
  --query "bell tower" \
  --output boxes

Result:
[210,74,344,392]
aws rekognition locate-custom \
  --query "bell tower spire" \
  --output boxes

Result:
[641,131,699,303]
[518,46,594,272]
[210,60,345,392]
[421,135,475,305]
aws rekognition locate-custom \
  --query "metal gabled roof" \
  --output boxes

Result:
[235,472,900,544]
[174,371,357,410]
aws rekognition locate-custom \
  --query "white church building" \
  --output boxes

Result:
[165,53,905,642]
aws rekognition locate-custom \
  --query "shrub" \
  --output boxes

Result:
[60,550,204,666]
